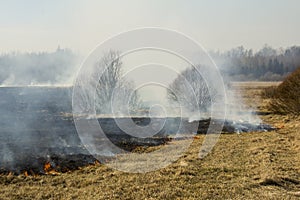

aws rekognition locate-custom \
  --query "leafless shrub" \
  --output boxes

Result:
[167,66,217,113]
[95,51,141,114]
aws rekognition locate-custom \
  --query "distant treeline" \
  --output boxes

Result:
[0,45,300,85]
[211,45,300,81]
[0,47,80,85]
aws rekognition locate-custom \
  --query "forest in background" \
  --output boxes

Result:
[0,47,80,85]
[212,45,300,81]
[0,45,299,85]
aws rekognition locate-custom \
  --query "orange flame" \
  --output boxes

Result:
[24,171,28,177]
[94,160,100,165]
[43,162,60,175]
[44,162,51,172]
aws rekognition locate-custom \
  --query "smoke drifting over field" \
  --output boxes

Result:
[0,48,81,86]
[0,46,278,174]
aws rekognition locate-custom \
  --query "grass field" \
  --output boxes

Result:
[0,82,299,200]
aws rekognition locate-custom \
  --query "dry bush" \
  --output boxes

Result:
[266,67,300,114]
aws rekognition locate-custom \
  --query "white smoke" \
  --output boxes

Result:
[0,48,81,86]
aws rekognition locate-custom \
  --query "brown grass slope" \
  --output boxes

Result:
[263,67,300,114]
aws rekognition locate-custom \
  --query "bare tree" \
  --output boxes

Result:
[167,66,217,113]
[95,51,141,114]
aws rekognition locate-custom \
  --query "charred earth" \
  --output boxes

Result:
[0,87,275,174]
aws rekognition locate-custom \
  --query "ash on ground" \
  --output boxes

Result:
[0,87,276,174]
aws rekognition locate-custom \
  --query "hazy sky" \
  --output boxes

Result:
[0,0,299,54]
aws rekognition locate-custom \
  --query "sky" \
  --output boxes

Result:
[0,0,300,54]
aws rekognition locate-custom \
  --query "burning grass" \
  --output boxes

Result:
[0,117,274,175]
[0,82,299,199]
[0,116,299,199]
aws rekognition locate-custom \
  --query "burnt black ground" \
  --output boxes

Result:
[0,87,275,174]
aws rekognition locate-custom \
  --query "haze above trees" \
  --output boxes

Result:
[0,45,300,85]
[211,45,300,81]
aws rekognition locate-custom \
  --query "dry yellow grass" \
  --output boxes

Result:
[0,82,299,200]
